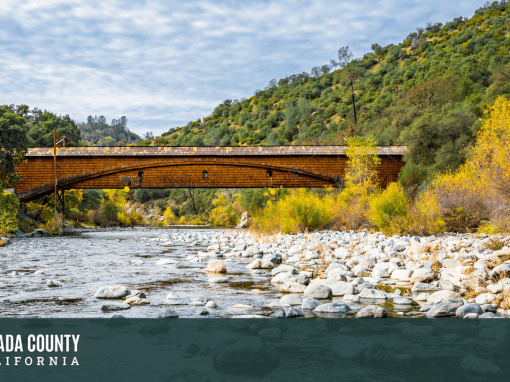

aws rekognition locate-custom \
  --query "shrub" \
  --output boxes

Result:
[478,222,502,235]
[209,192,243,227]
[164,207,176,225]
[368,182,408,236]
[330,188,370,231]
[432,166,489,232]
[254,189,332,234]
[403,189,445,235]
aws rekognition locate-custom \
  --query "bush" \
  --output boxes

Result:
[404,189,445,236]
[368,183,408,235]
[164,207,176,225]
[209,192,243,227]
[433,166,490,232]
[254,189,332,234]
[330,188,370,231]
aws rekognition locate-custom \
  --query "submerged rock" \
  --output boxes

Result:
[101,301,131,312]
[314,303,350,314]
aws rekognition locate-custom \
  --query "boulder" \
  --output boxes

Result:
[100,301,131,312]
[247,259,263,269]
[426,300,464,318]
[235,212,248,229]
[280,282,306,293]
[303,284,332,299]
[124,296,150,306]
[302,297,321,310]
[359,288,387,300]
[356,305,388,318]
[393,297,412,305]
[206,260,227,273]
[272,265,297,276]
[271,272,296,285]
[158,308,179,318]
[94,286,130,299]
[410,268,435,283]
[412,282,439,293]
[271,307,304,318]
[391,269,413,280]
[456,303,483,318]
[280,294,303,306]
[475,293,495,305]
[427,291,463,304]
[314,303,350,313]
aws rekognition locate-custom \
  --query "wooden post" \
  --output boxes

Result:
[53,129,57,224]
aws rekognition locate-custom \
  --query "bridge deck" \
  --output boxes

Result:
[15,146,407,202]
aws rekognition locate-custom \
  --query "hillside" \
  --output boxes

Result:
[140,1,510,188]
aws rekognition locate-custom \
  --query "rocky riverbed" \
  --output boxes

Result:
[1,227,510,318]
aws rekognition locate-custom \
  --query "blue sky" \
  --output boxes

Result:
[1,0,487,137]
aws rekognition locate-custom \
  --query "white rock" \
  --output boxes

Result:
[475,293,495,305]
[205,260,227,273]
[359,288,387,300]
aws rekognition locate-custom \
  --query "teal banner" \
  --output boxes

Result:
[0,318,508,381]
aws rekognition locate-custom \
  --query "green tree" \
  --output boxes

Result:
[0,105,30,189]
[28,112,81,147]
[0,190,20,234]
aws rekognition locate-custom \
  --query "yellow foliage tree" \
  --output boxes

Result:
[332,136,381,230]
[344,136,381,193]
[209,191,243,227]
[470,96,510,199]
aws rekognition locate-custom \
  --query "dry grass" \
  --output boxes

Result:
[0,240,5,247]
[486,240,505,251]
[431,251,441,274]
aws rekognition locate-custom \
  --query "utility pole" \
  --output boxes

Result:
[53,129,58,224]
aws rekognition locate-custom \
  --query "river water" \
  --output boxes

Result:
[0,228,419,318]
[0,228,282,318]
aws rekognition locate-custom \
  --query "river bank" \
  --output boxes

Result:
[1,227,509,318]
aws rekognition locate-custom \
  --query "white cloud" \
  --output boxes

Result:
[0,0,487,136]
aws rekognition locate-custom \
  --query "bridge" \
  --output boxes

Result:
[14,146,406,203]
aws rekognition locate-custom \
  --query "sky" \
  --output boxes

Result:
[0,0,488,137]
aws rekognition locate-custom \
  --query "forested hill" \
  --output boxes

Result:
[78,116,140,146]
[148,1,510,187]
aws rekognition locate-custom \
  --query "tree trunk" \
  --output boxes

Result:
[187,188,198,215]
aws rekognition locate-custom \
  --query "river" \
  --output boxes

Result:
[0,228,281,318]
